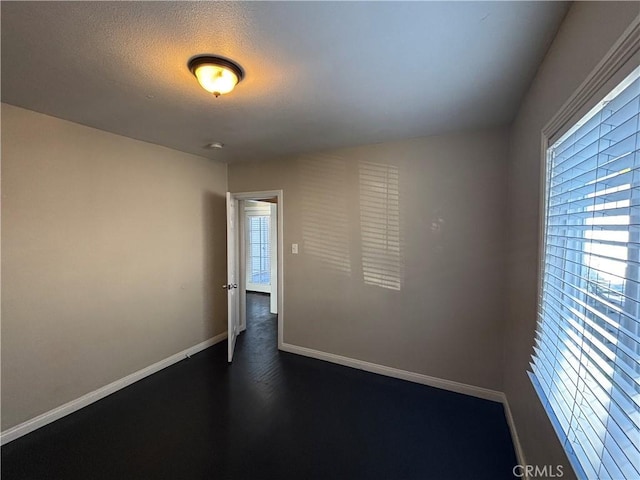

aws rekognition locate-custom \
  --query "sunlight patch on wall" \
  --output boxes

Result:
[359,161,402,290]
[300,155,352,275]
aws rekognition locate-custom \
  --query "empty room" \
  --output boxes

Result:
[2,2,639,479]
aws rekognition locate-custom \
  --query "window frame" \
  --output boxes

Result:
[533,18,640,479]
[244,201,272,294]
[246,213,271,290]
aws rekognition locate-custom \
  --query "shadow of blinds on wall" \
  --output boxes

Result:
[300,155,352,275]
[359,161,402,290]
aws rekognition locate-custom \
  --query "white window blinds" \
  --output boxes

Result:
[531,65,640,480]
[248,215,270,285]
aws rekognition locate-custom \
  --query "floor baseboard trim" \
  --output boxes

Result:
[1,332,228,446]
[279,342,504,403]
[502,394,528,474]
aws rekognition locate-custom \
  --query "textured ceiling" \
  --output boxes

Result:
[1,1,569,163]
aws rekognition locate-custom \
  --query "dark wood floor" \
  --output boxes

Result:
[2,293,518,479]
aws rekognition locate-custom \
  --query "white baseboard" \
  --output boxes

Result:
[4,334,527,468]
[1,332,228,446]
[279,342,504,403]
[502,394,528,474]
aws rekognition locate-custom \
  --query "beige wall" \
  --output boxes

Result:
[230,128,509,391]
[1,103,228,430]
[504,2,639,477]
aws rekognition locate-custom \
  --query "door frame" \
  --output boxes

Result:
[231,189,284,350]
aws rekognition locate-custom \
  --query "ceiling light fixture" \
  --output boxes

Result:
[205,142,224,149]
[188,55,244,97]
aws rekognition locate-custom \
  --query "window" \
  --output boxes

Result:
[247,215,270,287]
[531,66,640,479]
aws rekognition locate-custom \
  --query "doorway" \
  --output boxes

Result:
[242,200,277,311]
[225,190,283,362]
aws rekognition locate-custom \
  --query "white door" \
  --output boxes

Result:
[226,192,240,362]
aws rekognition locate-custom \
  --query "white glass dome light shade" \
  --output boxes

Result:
[188,56,244,97]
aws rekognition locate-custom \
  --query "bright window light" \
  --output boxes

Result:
[531,65,640,480]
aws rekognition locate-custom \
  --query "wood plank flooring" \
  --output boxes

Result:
[2,293,518,479]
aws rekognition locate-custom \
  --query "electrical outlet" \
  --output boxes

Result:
[292,243,298,254]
